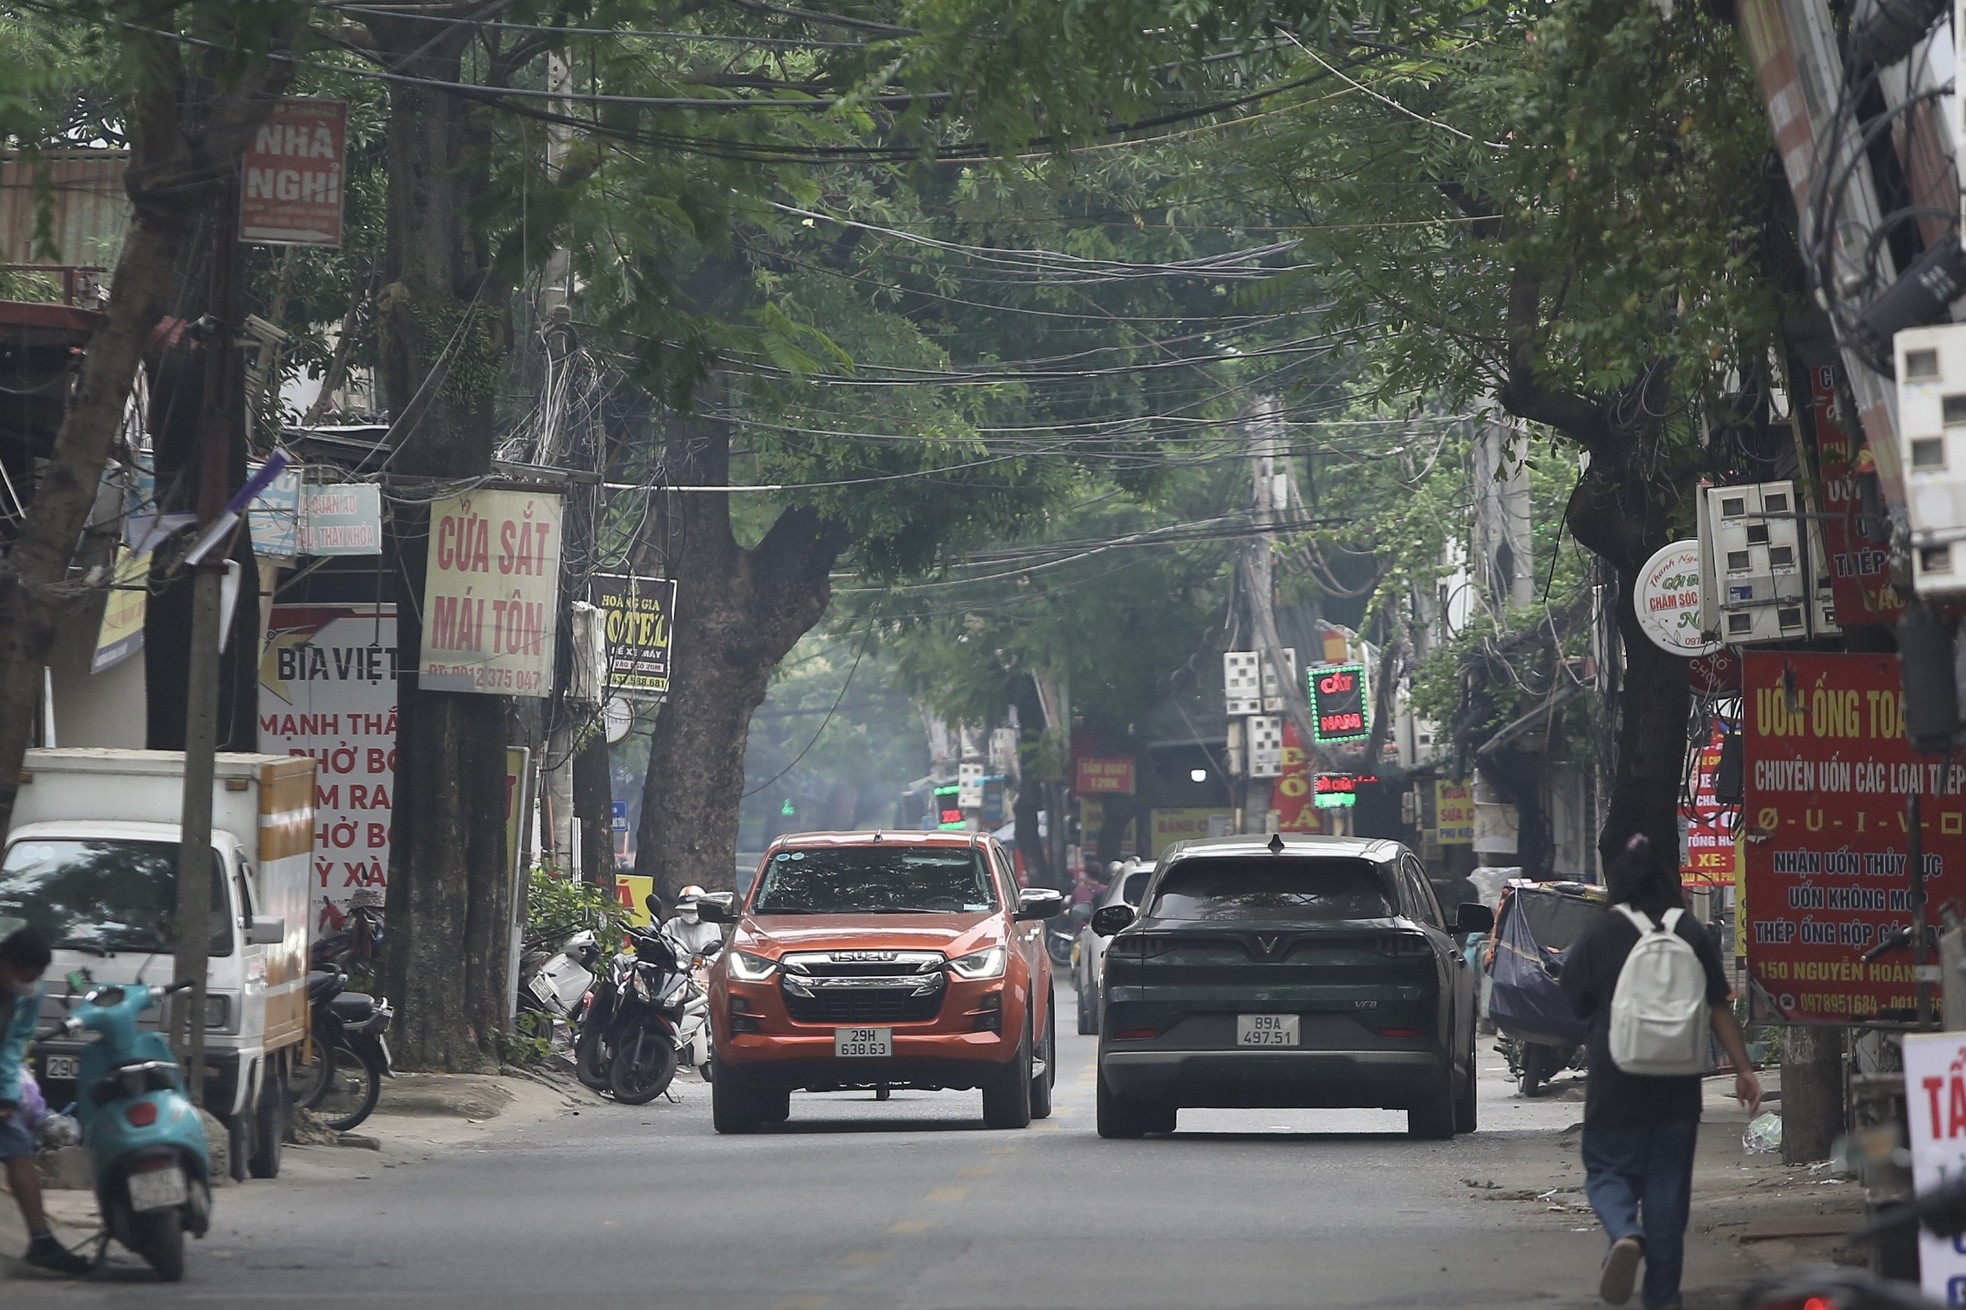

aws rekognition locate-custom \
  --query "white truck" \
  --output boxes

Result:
[0,747,316,1179]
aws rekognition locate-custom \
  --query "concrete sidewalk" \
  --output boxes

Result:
[1466,1065,1869,1309]
[0,1069,583,1281]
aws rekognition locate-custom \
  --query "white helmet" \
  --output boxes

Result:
[676,884,706,923]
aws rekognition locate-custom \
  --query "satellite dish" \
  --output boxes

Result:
[604,697,632,744]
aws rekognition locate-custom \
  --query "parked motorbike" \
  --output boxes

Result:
[606,925,691,1105]
[1046,926,1075,970]
[1484,879,1600,1097]
[291,967,394,1132]
[518,929,601,1025]
[41,975,213,1282]
[672,940,722,1082]
[1748,1168,1966,1310]
[312,894,385,983]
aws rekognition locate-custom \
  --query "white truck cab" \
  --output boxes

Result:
[0,749,316,1179]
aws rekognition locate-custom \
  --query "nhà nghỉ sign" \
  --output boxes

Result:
[1742,651,1965,1023]
[419,491,562,697]
[240,99,347,246]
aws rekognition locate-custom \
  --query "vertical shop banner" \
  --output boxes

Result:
[1682,725,1743,889]
[240,98,347,246]
[1272,725,1323,834]
[591,574,677,700]
[91,545,148,673]
[419,490,562,696]
[1808,364,1904,628]
[259,605,397,935]
[1435,781,1475,844]
[1901,1032,1966,1301]
[1742,651,1966,1022]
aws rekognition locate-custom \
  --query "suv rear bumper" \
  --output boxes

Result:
[1101,1047,1444,1109]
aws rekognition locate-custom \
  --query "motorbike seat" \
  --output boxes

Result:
[307,970,344,1003]
[328,991,376,1023]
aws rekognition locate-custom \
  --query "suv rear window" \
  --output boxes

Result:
[1119,870,1151,906]
[1147,857,1395,921]
[751,847,999,915]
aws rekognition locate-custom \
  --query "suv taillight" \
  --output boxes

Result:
[1108,935,1175,960]
[1372,933,1433,958]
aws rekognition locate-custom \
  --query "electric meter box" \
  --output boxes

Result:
[1258,648,1298,713]
[1247,715,1283,778]
[1223,652,1261,716]
[1894,323,1966,596]
[1702,480,1810,643]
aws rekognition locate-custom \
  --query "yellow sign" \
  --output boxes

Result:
[420,490,563,697]
[91,546,148,673]
[1080,797,1136,859]
[1150,808,1234,857]
[616,874,656,928]
[1435,781,1475,845]
[1733,847,1747,961]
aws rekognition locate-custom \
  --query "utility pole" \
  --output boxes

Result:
[1239,395,1326,794]
[172,167,244,1103]
[538,47,578,876]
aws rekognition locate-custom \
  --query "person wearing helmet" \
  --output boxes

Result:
[661,885,724,958]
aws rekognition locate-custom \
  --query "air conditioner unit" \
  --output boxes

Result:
[1895,323,1966,597]
[1223,651,1261,716]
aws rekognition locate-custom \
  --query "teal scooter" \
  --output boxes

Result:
[41,976,213,1281]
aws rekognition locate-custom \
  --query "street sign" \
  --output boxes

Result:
[419,490,562,697]
[241,99,347,246]
[298,484,382,556]
[611,801,628,834]
[1742,651,1962,1023]
[1634,541,1719,656]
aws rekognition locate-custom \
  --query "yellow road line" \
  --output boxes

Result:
[958,1165,995,1177]
[839,1251,889,1267]
[925,1186,969,1203]
[889,1219,935,1235]
[988,1145,1023,1156]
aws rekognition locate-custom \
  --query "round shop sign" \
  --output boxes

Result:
[1634,540,1720,657]
[603,696,632,744]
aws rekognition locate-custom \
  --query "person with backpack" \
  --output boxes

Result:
[1561,835,1761,1310]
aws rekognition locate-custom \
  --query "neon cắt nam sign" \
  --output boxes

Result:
[1309,663,1369,744]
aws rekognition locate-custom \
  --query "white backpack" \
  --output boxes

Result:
[1607,905,1709,1075]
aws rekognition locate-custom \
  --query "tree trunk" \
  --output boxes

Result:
[631,409,854,899]
[1781,1025,1845,1164]
[1011,674,1056,887]
[368,16,513,1072]
[0,47,292,834]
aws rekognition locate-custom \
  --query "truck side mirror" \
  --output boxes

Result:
[1014,888,1066,921]
[245,915,287,946]
[696,893,736,924]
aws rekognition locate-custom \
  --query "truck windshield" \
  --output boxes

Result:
[1147,857,1395,922]
[751,848,998,915]
[0,839,233,957]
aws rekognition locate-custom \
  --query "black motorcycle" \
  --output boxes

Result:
[603,925,690,1105]
[292,968,394,1132]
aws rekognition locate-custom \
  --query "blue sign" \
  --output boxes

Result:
[611,801,629,834]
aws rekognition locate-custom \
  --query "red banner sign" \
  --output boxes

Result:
[1743,652,1964,1022]
[1808,364,1903,628]
[1074,756,1135,795]
[1272,725,1323,833]
[241,98,347,246]
[1681,725,1740,889]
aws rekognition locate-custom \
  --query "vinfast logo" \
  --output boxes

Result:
[1309,662,1369,744]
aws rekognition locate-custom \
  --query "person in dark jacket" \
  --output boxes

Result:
[1560,837,1760,1309]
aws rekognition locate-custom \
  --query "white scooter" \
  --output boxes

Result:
[670,940,720,1081]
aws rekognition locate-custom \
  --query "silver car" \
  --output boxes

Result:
[1074,861,1154,1034]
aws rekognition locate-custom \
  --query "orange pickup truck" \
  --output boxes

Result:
[699,830,1066,1133]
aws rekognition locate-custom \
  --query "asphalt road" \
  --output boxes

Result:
[13,986,1641,1310]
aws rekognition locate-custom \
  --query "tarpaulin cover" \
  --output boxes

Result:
[1486,883,1599,1046]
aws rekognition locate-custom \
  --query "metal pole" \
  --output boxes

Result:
[1911,792,1933,1027]
[172,165,242,1104]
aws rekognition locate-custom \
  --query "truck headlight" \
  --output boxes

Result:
[204,994,230,1029]
[947,946,1007,981]
[726,950,778,982]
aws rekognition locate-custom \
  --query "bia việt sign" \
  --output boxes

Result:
[1309,663,1368,744]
